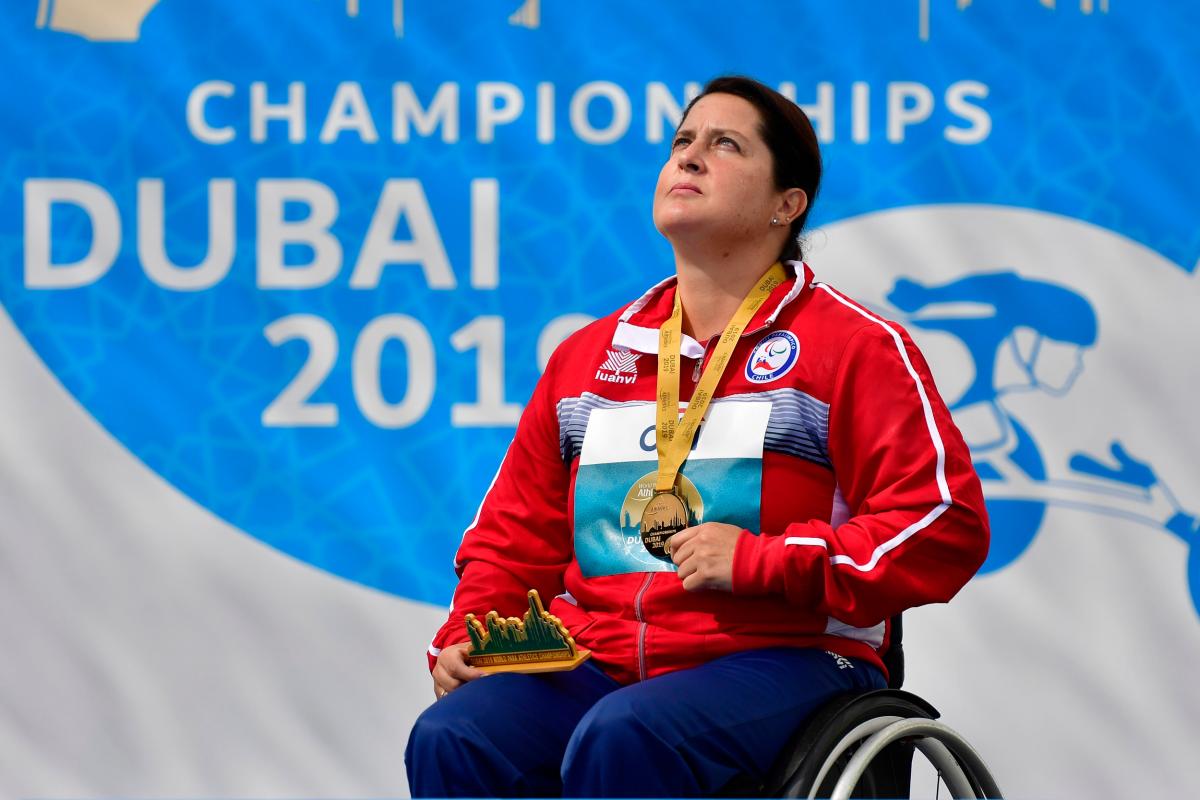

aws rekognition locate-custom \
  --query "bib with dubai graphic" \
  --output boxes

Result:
[572,399,769,577]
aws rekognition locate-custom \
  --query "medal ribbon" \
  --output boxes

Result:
[654,261,788,493]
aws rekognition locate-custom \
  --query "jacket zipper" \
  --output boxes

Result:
[649,337,712,680]
[692,335,713,382]
[691,304,782,383]
[635,337,704,682]
[634,572,654,681]
[630,291,793,680]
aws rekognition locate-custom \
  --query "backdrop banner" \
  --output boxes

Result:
[1,1,1197,797]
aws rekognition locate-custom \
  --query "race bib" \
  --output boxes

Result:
[573,399,770,577]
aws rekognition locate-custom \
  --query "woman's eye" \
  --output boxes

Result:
[672,137,690,149]
[717,136,740,150]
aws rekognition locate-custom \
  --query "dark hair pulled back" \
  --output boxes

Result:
[679,76,822,263]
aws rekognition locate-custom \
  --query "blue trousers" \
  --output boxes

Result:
[405,647,885,797]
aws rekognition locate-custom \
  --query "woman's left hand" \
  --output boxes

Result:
[668,522,744,592]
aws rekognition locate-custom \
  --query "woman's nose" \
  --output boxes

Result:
[677,143,704,173]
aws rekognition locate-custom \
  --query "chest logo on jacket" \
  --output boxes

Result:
[595,348,641,384]
[746,331,800,383]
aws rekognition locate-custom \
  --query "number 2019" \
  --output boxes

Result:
[261,313,593,428]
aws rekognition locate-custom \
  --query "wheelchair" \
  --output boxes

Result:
[724,616,1003,799]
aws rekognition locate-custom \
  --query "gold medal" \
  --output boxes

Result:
[639,490,689,558]
[638,262,788,559]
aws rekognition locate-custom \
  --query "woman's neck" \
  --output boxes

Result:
[672,240,783,343]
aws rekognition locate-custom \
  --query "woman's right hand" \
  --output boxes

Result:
[431,642,486,700]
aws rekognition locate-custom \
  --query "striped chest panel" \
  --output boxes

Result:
[556,388,831,469]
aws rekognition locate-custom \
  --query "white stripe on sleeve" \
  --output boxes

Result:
[810,283,954,572]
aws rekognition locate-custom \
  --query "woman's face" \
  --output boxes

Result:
[653,92,794,249]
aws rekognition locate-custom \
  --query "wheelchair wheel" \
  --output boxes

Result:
[828,716,1003,799]
[764,689,937,798]
[757,688,1000,798]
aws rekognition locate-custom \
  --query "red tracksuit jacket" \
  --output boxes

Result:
[429,263,989,684]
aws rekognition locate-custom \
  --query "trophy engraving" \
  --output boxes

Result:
[465,590,591,673]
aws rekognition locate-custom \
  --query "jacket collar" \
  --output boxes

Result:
[612,261,812,356]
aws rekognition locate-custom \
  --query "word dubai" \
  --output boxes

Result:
[23,177,498,291]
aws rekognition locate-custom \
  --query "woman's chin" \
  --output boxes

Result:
[656,214,716,245]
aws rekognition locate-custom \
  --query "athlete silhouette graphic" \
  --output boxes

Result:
[888,272,1199,614]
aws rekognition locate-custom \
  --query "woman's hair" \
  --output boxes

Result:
[678,76,822,263]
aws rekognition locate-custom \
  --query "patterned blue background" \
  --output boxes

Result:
[0,0,1196,605]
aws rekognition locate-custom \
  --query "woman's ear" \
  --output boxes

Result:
[776,189,808,224]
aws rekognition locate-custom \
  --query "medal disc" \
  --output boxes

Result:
[640,491,689,558]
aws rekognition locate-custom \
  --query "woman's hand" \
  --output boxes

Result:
[432,641,486,699]
[668,522,744,592]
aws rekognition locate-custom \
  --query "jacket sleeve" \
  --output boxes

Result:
[731,320,990,627]
[426,348,574,670]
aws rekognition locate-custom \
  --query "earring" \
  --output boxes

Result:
[771,217,780,226]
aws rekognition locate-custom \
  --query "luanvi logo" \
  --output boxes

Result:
[34,0,541,42]
[595,349,640,385]
[825,651,855,670]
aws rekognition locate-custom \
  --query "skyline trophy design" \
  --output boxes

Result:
[465,590,590,673]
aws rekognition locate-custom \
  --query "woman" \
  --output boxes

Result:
[406,76,989,797]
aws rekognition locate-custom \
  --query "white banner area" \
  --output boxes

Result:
[2,1,1198,797]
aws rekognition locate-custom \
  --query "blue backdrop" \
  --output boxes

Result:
[2,0,1196,609]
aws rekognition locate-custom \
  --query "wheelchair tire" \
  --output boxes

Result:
[764,689,938,798]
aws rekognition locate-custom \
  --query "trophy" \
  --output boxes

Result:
[464,590,591,673]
